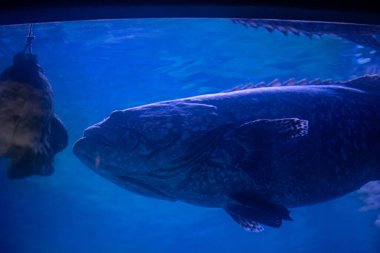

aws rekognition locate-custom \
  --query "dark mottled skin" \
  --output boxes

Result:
[74,75,380,229]
[0,53,68,179]
[232,18,380,50]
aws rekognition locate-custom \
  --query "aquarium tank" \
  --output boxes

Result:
[1,17,380,253]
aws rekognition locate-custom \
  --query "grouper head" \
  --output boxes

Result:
[73,104,187,179]
[73,101,219,200]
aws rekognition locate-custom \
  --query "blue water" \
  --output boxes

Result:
[0,18,379,253]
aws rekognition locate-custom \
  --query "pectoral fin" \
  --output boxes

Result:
[231,192,292,221]
[225,209,264,232]
[171,118,308,170]
[233,118,308,180]
[155,118,308,181]
[235,118,308,144]
[225,192,292,231]
[49,114,68,153]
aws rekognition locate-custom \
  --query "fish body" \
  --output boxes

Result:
[232,18,380,50]
[74,75,380,231]
[0,53,68,179]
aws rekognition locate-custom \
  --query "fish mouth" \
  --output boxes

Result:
[73,133,125,173]
[73,137,96,166]
[73,124,117,163]
[73,137,106,167]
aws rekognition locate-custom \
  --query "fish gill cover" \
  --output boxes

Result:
[0,18,380,253]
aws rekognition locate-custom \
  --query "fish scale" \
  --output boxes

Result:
[74,74,380,232]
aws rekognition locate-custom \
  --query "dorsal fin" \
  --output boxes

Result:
[231,18,318,38]
[231,18,380,50]
[224,78,335,92]
[338,74,380,93]
[223,74,380,93]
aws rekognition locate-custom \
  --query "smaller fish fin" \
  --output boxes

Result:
[49,114,68,153]
[338,75,380,94]
[235,118,308,144]
[225,209,264,232]
[339,33,380,50]
[8,149,54,179]
[232,18,380,50]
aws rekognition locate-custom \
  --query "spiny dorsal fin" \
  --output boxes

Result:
[225,209,265,232]
[224,74,380,93]
[231,18,319,38]
[338,74,380,93]
[224,77,335,92]
[231,18,380,50]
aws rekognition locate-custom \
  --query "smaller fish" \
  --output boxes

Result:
[232,18,380,50]
[0,53,68,179]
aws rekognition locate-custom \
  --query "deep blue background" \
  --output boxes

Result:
[0,19,379,253]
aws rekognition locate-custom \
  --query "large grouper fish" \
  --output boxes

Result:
[0,53,68,179]
[73,75,380,232]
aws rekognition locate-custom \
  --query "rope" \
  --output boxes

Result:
[23,24,35,55]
